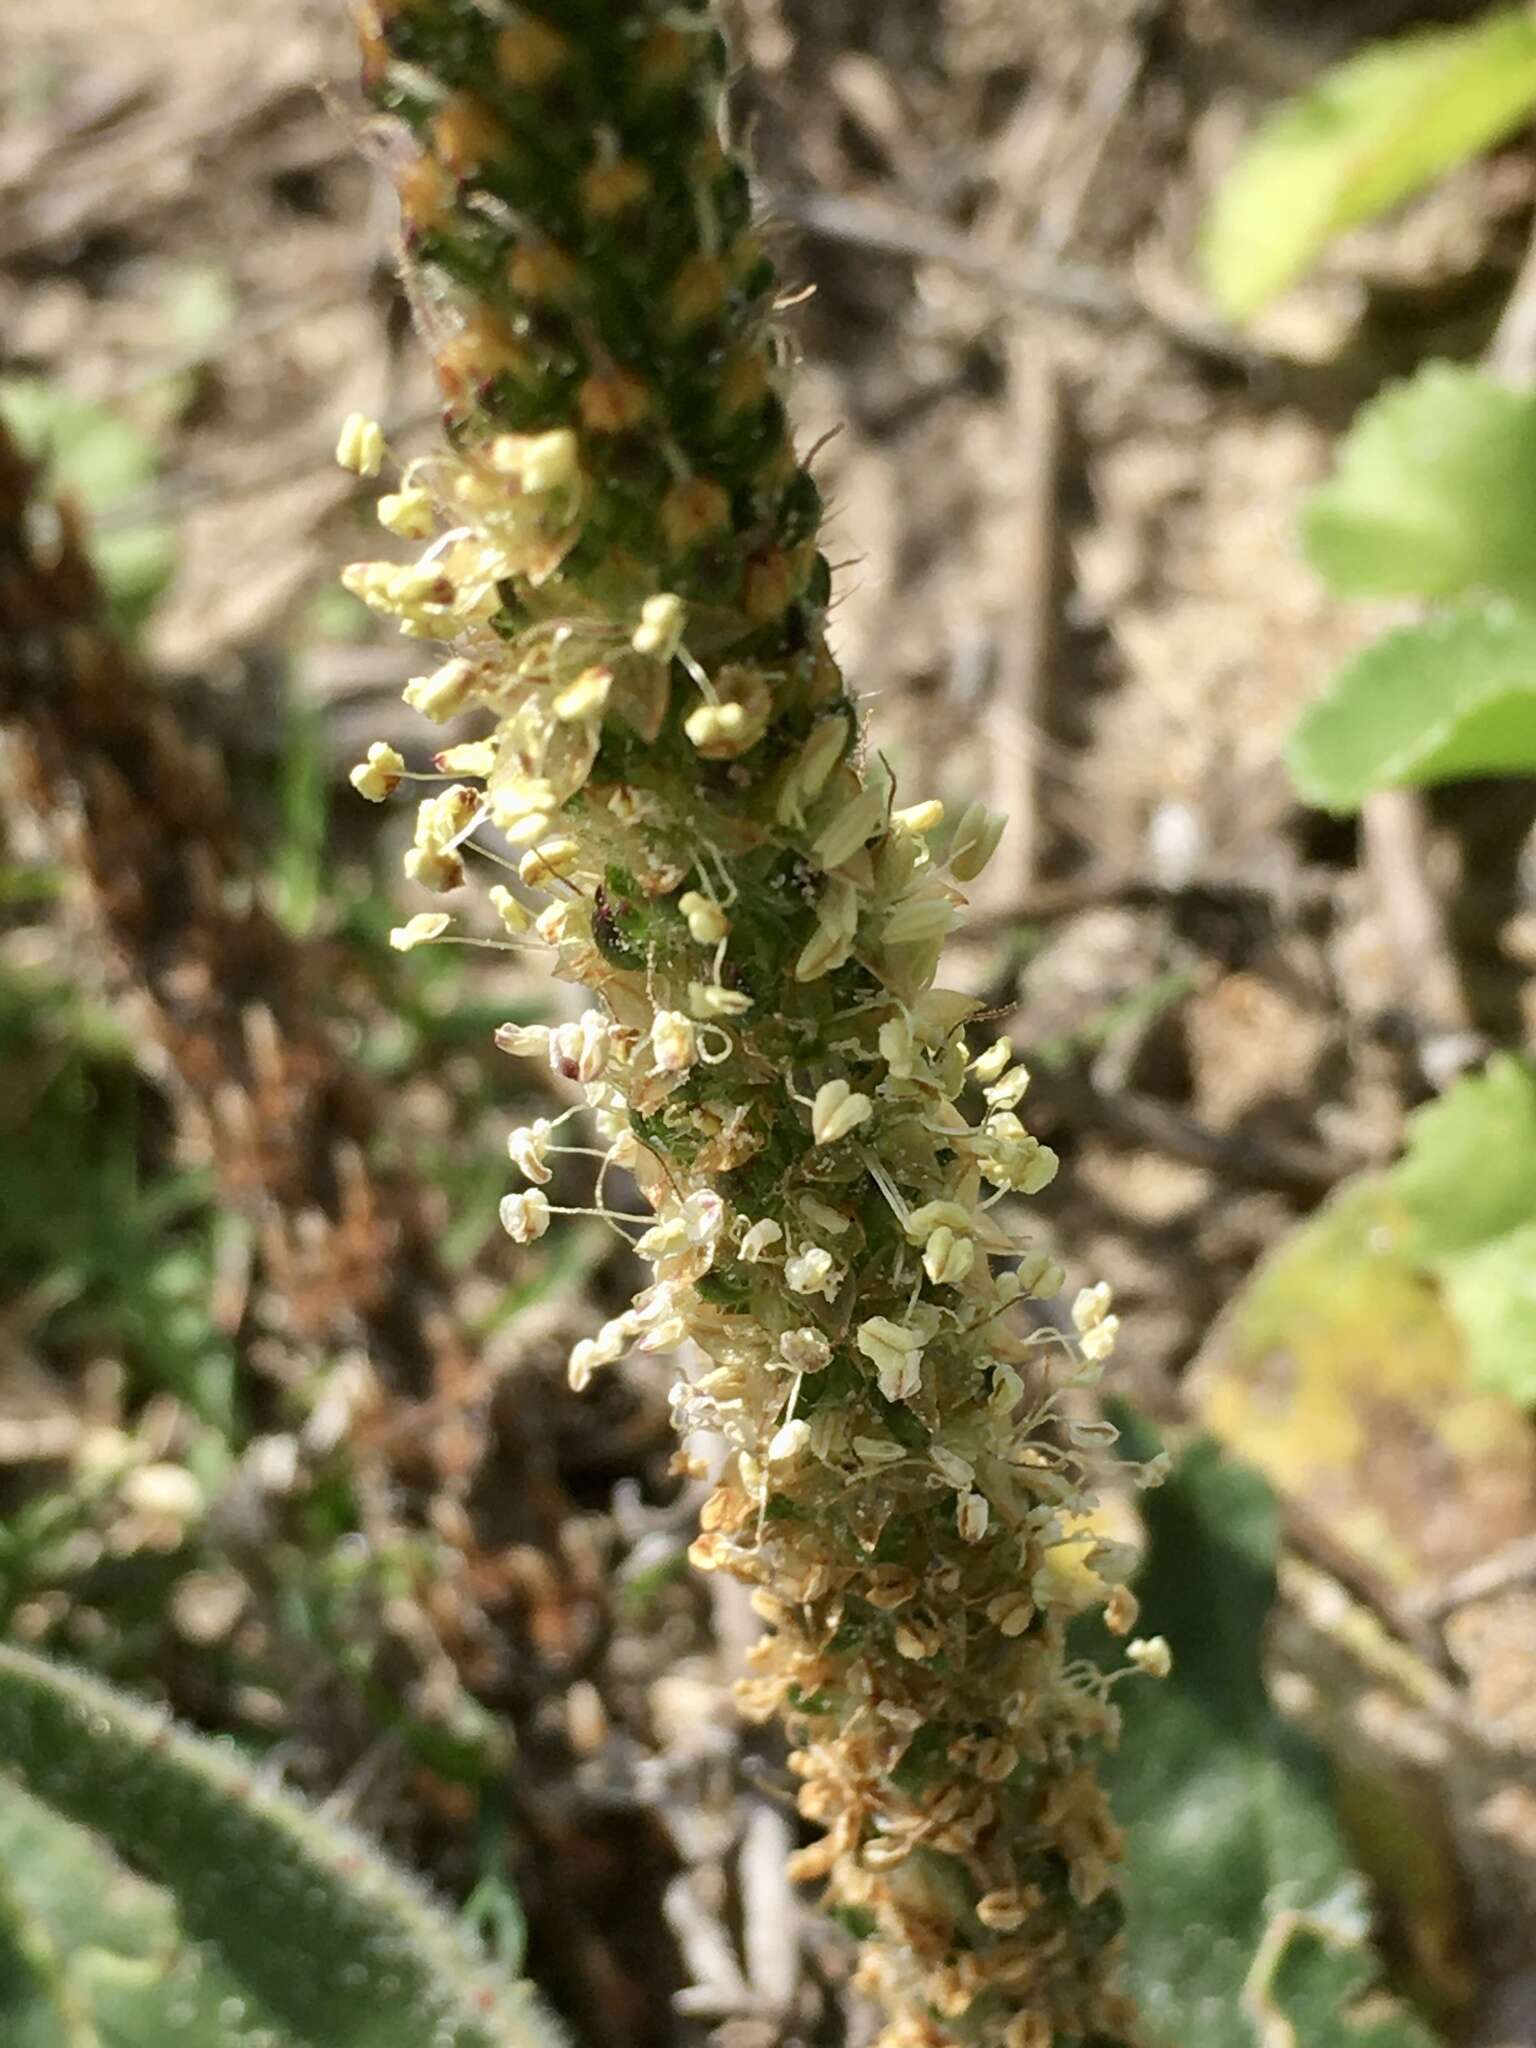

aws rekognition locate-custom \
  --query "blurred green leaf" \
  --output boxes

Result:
[1305,366,1536,604]
[272,703,329,938]
[0,1772,273,2048]
[1441,1224,1536,1404]
[1105,1430,1443,2047]
[1393,1055,1536,1257]
[1389,1057,1536,1401]
[0,379,175,632]
[1288,602,1536,811]
[162,264,238,352]
[1200,11,1536,319]
[0,967,237,1431]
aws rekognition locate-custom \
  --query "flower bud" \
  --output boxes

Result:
[679,890,729,945]
[780,1327,832,1373]
[500,1189,551,1244]
[389,912,450,951]
[336,411,385,477]
[349,741,405,802]
[811,1078,872,1146]
[948,800,1007,882]
[651,1009,698,1073]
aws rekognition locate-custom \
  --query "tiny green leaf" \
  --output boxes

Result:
[1288,601,1536,812]
[1392,1055,1536,1259]
[1304,365,1536,604]
[1441,1223,1536,1405]
[1200,10,1536,319]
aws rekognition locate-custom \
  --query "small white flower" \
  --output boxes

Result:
[1016,1250,1066,1298]
[922,1226,975,1288]
[605,1126,640,1170]
[520,837,581,886]
[688,981,752,1018]
[957,1490,989,1544]
[984,1064,1032,1112]
[631,591,686,659]
[681,1190,726,1247]
[376,485,435,537]
[811,1078,872,1147]
[431,740,496,780]
[785,1246,839,1299]
[780,1327,832,1374]
[507,1119,554,1184]
[550,1013,609,1083]
[797,1197,851,1237]
[120,1462,204,1523]
[740,1219,784,1263]
[767,1419,812,1467]
[491,427,580,493]
[684,698,765,759]
[1073,1282,1114,1332]
[634,1216,688,1263]
[349,741,405,802]
[878,1015,915,1079]
[335,411,385,477]
[1128,1636,1172,1679]
[389,912,450,951]
[904,1200,970,1244]
[856,1317,925,1402]
[487,884,533,934]
[499,1189,552,1244]
[567,1339,601,1393]
[403,842,464,893]
[535,900,573,945]
[893,798,944,835]
[403,656,477,723]
[929,1445,975,1489]
[678,890,729,945]
[651,1009,698,1073]
[553,664,612,723]
[969,1037,1013,1086]
[1079,1317,1120,1365]
[567,1312,638,1391]
[495,1021,553,1058]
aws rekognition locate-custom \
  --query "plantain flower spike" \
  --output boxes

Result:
[350,5,1148,2041]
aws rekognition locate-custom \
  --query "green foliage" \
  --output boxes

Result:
[1290,364,1536,809]
[1104,1429,1442,2048]
[0,379,175,632]
[1393,1056,1536,1401]
[1200,9,1536,319]
[272,702,330,937]
[1288,601,1536,809]
[1441,1226,1536,1404]
[0,961,239,1433]
[1392,1054,1536,1256]
[1304,365,1536,605]
[0,1645,562,2048]
[1191,1057,1536,1413]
